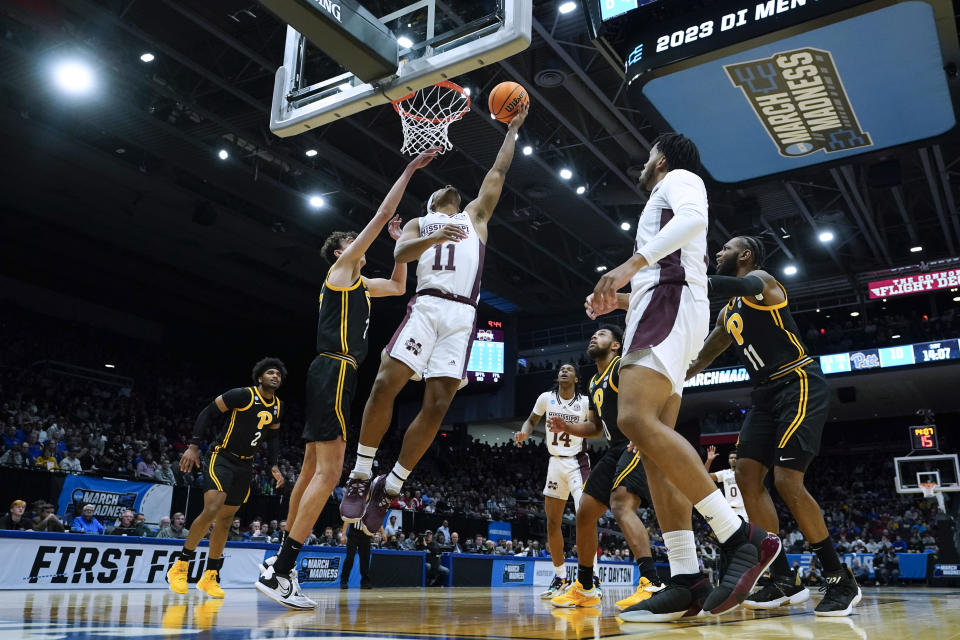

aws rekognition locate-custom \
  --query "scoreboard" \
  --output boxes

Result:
[583,0,958,183]
[909,425,939,452]
[466,328,505,385]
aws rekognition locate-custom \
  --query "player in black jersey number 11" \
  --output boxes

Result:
[169,358,288,599]
[686,235,860,617]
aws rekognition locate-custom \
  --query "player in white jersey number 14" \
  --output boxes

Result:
[339,104,530,537]
[514,363,590,598]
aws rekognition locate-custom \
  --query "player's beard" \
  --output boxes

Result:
[716,256,738,277]
[586,344,606,360]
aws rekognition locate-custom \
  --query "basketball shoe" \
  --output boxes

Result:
[702,521,781,615]
[615,576,665,611]
[256,564,317,610]
[167,559,189,595]
[540,575,570,599]
[551,580,601,608]
[196,569,225,598]
[340,475,371,523]
[743,570,809,609]
[619,573,711,622]
[360,475,391,536]
[814,565,861,617]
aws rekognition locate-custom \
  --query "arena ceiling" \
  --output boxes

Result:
[1,0,960,333]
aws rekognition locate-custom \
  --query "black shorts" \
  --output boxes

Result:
[738,362,829,472]
[203,451,252,506]
[582,445,650,506]
[304,353,358,442]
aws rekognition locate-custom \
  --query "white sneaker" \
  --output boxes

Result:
[259,554,278,576]
[255,565,317,610]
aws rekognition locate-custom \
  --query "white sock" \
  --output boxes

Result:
[384,462,411,495]
[663,530,700,576]
[694,490,743,544]
[351,445,377,479]
[554,564,566,579]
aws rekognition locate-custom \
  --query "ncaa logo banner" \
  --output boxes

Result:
[57,475,173,526]
[725,47,871,157]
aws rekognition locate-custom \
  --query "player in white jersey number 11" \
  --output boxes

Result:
[340,104,530,537]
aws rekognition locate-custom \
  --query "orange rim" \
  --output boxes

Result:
[392,81,471,124]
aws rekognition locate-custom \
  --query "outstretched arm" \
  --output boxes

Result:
[365,216,408,297]
[513,411,542,446]
[704,444,720,481]
[686,309,733,380]
[465,103,529,226]
[329,149,439,284]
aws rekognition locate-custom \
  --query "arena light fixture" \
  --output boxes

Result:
[892,334,901,339]
[850,311,860,317]
[910,246,923,252]
[558,1,577,13]
[559,168,573,180]
[522,145,533,156]
[53,60,95,95]
[104,364,115,369]
[217,149,229,160]
[397,36,414,49]
[576,186,586,195]
[818,230,834,243]
[954,296,960,302]
[783,265,798,276]
[140,53,155,63]
[309,195,325,208]
[596,265,607,272]
[621,222,631,231]
[305,149,318,157]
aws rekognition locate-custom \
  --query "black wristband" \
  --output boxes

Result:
[708,274,764,298]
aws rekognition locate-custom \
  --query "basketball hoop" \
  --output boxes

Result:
[920,481,938,499]
[392,81,471,156]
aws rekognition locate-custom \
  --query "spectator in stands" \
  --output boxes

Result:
[133,513,152,537]
[264,519,281,542]
[71,504,104,534]
[157,512,189,539]
[244,520,265,541]
[2,425,24,449]
[448,532,463,553]
[227,518,243,542]
[154,457,175,484]
[25,432,42,460]
[0,499,33,530]
[33,503,64,532]
[465,533,484,553]
[0,442,30,467]
[877,550,901,586]
[409,490,423,511]
[59,448,82,472]
[400,532,417,551]
[34,442,59,471]
[106,510,138,536]
[318,526,336,546]
[419,531,449,586]
[892,535,908,552]
[851,557,870,584]
[135,451,157,479]
[384,515,401,539]
[436,520,450,544]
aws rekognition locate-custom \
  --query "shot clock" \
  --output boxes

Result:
[909,425,939,452]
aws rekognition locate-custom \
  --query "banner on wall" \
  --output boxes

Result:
[487,521,512,542]
[0,531,263,590]
[532,559,636,587]
[868,268,960,299]
[57,475,173,526]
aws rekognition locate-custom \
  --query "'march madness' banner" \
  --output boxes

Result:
[57,475,173,526]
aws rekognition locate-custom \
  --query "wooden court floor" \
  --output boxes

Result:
[1,585,958,639]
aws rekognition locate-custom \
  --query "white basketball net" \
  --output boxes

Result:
[392,81,471,155]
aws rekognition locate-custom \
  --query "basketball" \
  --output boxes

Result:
[488,82,529,123]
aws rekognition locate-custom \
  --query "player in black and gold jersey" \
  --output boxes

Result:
[547,326,663,611]
[687,235,860,617]
[257,149,439,610]
[168,358,287,598]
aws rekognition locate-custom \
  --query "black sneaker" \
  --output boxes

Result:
[703,522,782,615]
[540,575,569,599]
[619,573,712,622]
[743,571,810,609]
[814,565,862,617]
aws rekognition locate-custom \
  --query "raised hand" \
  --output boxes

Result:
[409,148,440,170]
[508,102,529,130]
[706,444,718,461]
[387,215,403,240]
[584,293,598,320]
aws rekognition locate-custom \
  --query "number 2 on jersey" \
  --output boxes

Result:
[432,244,456,271]
[551,431,572,447]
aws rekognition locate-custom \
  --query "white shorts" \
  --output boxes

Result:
[543,453,590,509]
[386,294,477,380]
[621,284,709,396]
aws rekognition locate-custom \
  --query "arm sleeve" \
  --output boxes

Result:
[190,402,221,446]
[266,428,279,468]
[708,275,764,298]
[636,171,708,265]
[222,387,254,409]
[532,392,548,416]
